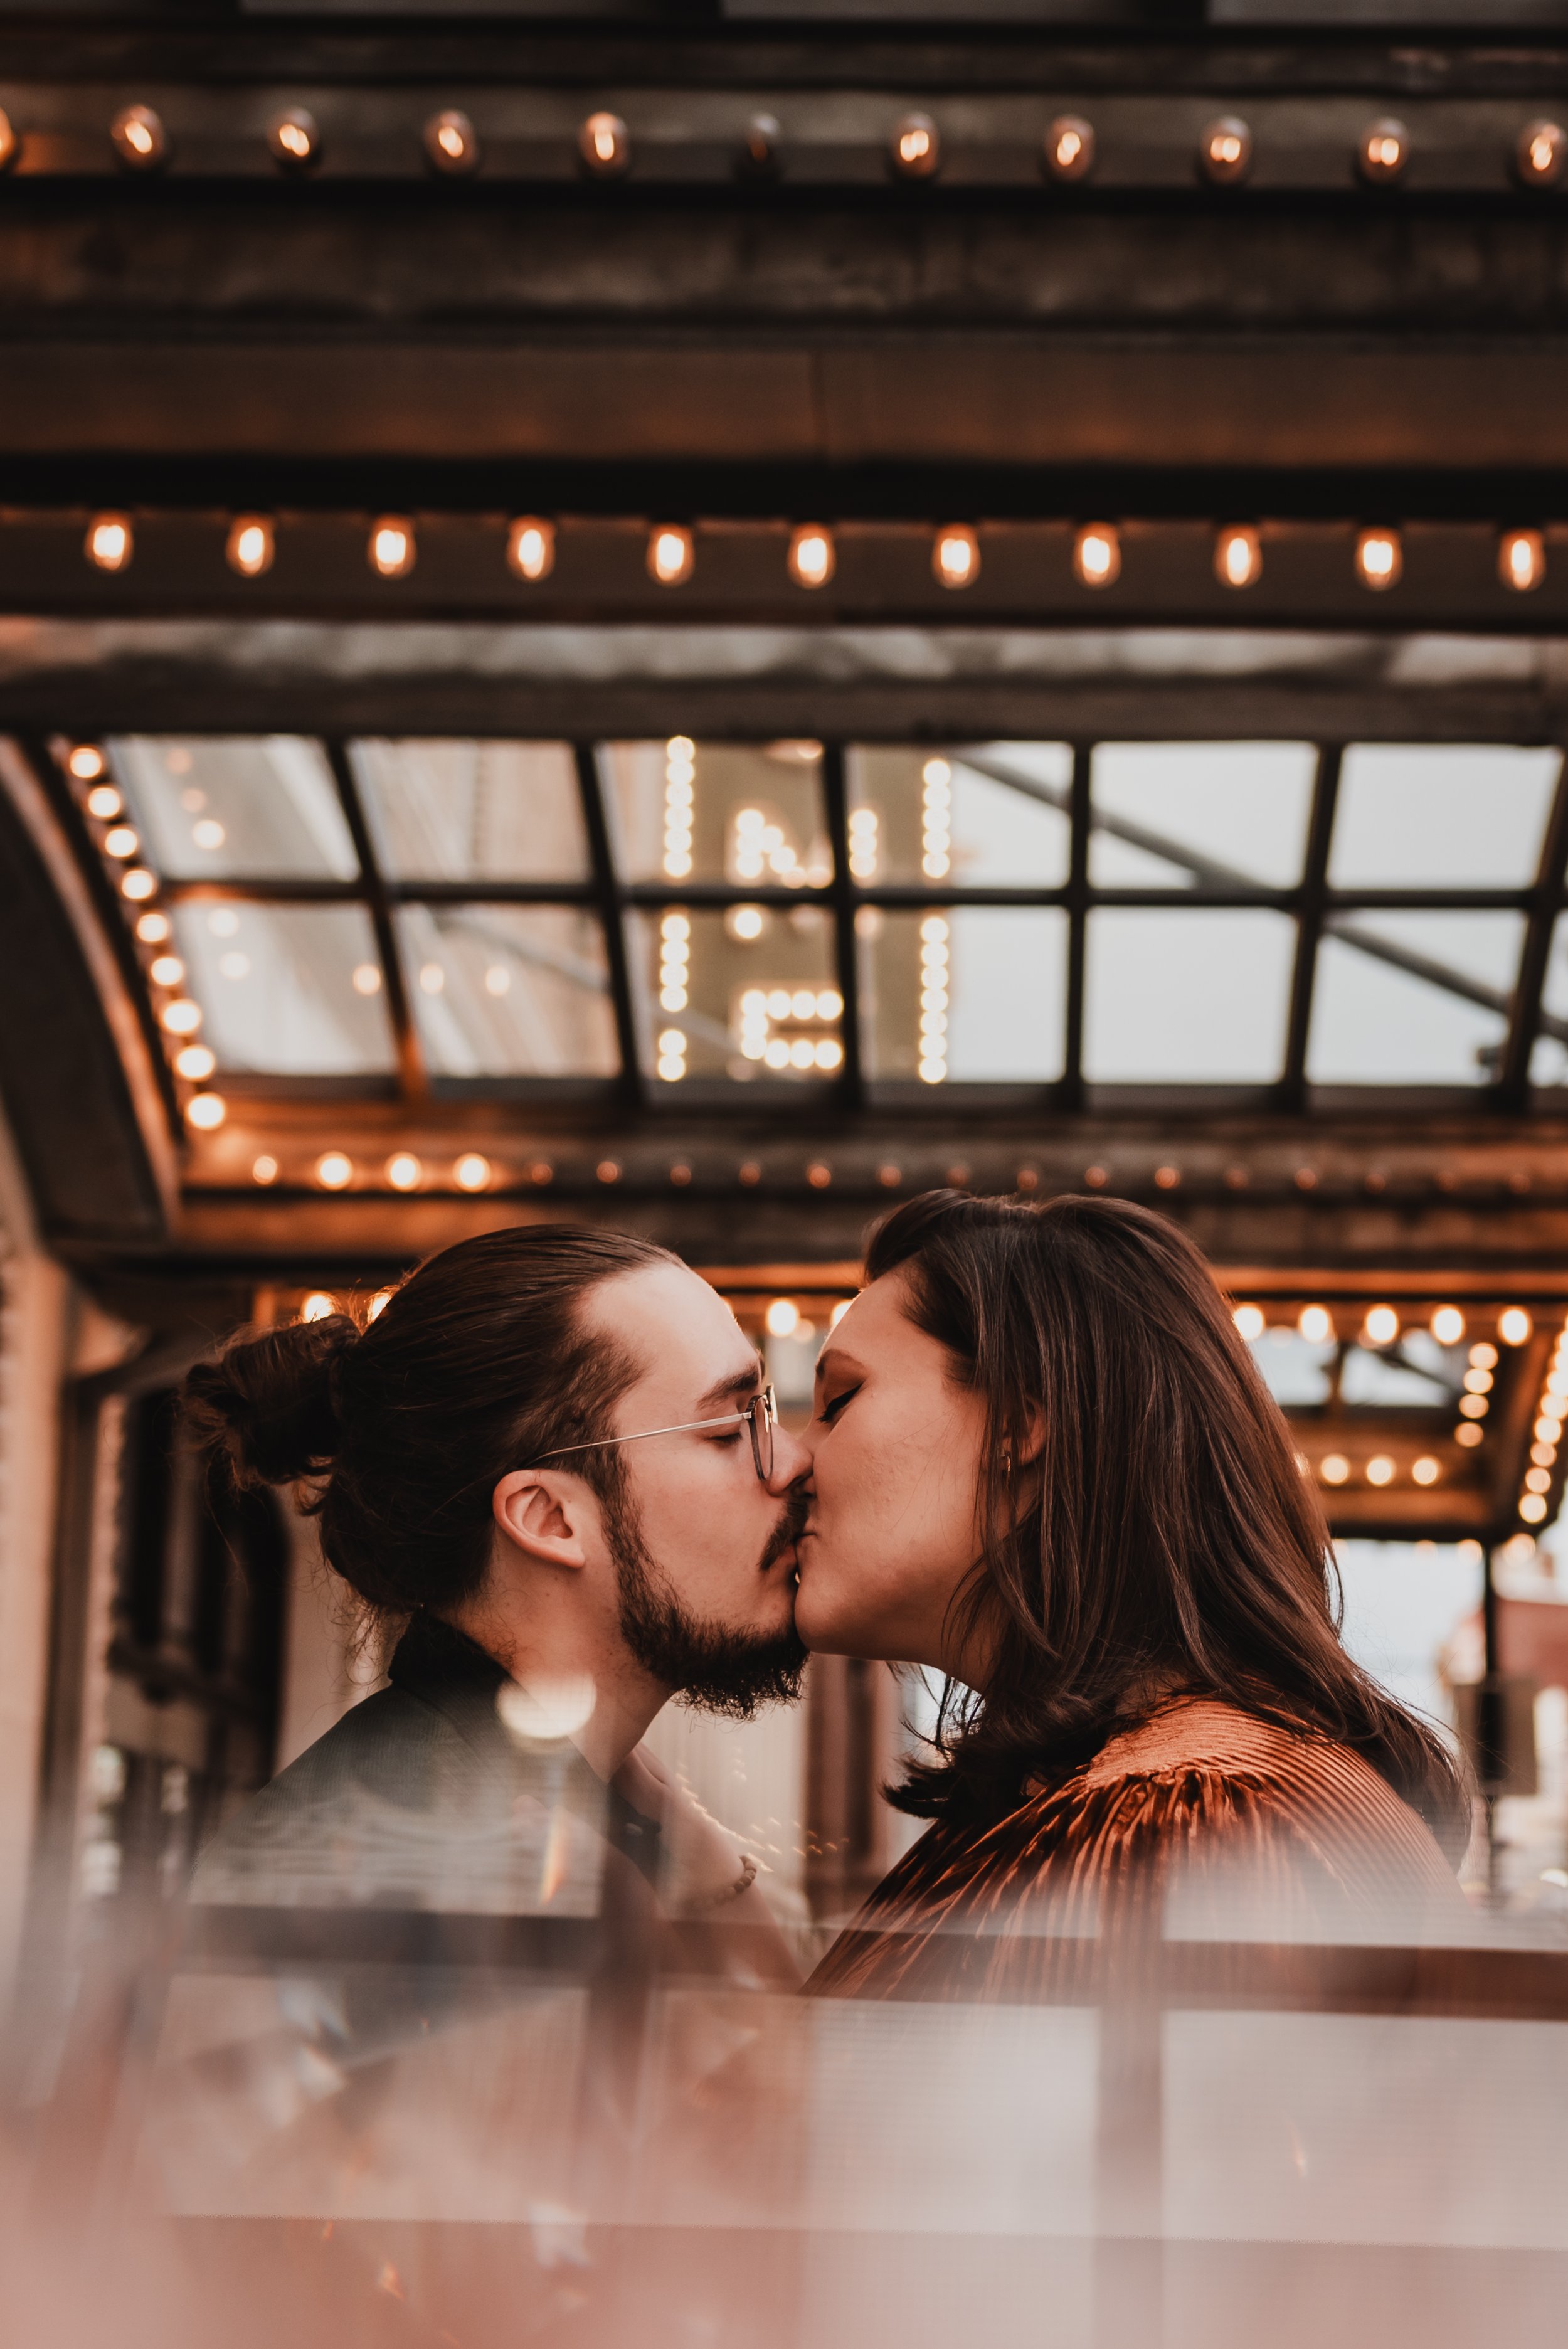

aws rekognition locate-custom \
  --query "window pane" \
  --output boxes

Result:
[109,736,358,880]
[601,740,832,886]
[630,904,840,1084]
[860,908,1067,1083]
[399,905,618,1078]
[171,903,393,1075]
[351,740,590,882]
[1307,911,1523,1085]
[847,743,1071,888]
[1089,741,1316,888]
[1328,745,1560,888]
[1084,909,1295,1082]
[1530,913,1568,1088]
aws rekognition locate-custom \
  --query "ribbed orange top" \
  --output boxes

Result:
[808,1698,1469,2002]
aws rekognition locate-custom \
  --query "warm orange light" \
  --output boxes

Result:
[0,109,16,174]
[161,998,202,1036]
[1456,1421,1485,1448]
[1363,1304,1400,1347]
[425,109,479,176]
[252,1153,279,1185]
[226,516,275,578]
[1044,114,1094,182]
[135,909,171,943]
[1359,117,1409,183]
[1431,1305,1466,1345]
[788,524,835,590]
[454,1152,492,1192]
[315,1152,352,1191]
[1320,1453,1350,1486]
[368,517,416,578]
[579,112,630,177]
[1365,1455,1396,1487]
[175,1043,215,1081]
[102,824,139,859]
[506,516,556,581]
[1520,1492,1549,1523]
[68,744,107,780]
[1215,524,1261,589]
[1500,1306,1534,1345]
[120,868,156,901]
[111,105,168,172]
[1355,528,1402,591]
[890,112,940,178]
[268,107,320,169]
[647,525,694,586]
[1500,529,1545,593]
[1073,522,1121,588]
[149,954,183,986]
[386,1151,422,1192]
[186,1092,226,1130]
[1517,119,1565,187]
[85,784,122,819]
[301,1290,336,1321]
[1298,1304,1333,1344]
[1200,115,1252,185]
[933,525,979,590]
[1412,1456,1441,1486]
[1232,1304,1266,1342]
[85,514,133,573]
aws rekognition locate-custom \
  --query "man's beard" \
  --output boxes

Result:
[607,1478,808,1720]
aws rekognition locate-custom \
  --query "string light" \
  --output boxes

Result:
[663,742,695,878]
[728,904,765,941]
[85,514,133,573]
[352,962,382,995]
[1500,1306,1534,1345]
[1199,115,1252,185]
[135,909,171,943]
[1044,114,1094,181]
[648,525,694,586]
[921,756,951,879]
[1215,525,1262,589]
[386,1152,422,1191]
[455,1152,492,1191]
[657,1026,687,1082]
[368,516,416,578]
[1366,1455,1395,1487]
[174,1044,215,1080]
[0,110,15,173]
[580,112,630,178]
[890,112,940,179]
[1358,117,1409,183]
[252,1153,279,1185]
[932,526,978,589]
[425,109,479,176]
[102,825,138,860]
[161,998,202,1036]
[1456,1423,1484,1448]
[148,953,183,986]
[111,105,168,172]
[766,1298,800,1337]
[315,1151,352,1190]
[1320,1453,1350,1485]
[1363,1304,1399,1347]
[788,524,835,589]
[1412,1456,1441,1485]
[301,1291,335,1321]
[226,516,275,578]
[1074,522,1121,588]
[1232,1304,1266,1342]
[847,804,880,880]
[506,516,555,581]
[121,868,156,901]
[741,113,781,176]
[67,744,106,781]
[268,107,320,169]
[1431,1305,1465,1345]
[1500,529,1545,593]
[1522,1493,1549,1524]
[659,908,690,1009]
[919,913,949,1084]
[1355,528,1402,591]
[186,1093,226,1130]
[1517,119,1564,187]
[1298,1304,1333,1343]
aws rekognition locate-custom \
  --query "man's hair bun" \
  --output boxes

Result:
[184,1312,359,1490]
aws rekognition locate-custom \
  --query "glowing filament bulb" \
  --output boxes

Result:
[1355,528,1402,591]
[1216,525,1261,589]
[788,524,835,590]
[1518,120,1565,186]
[226,516,275,578]
[507,516,555,581]
[68,744,107,780]
[85,514,132,573]
[268,108,319,169]
[425,109,479,176]
[891,113,940,178]
[1074,523,1121,588]
[1359,119,1408,182]
[933,526,978,590]
[648,526,694,586]
[1500,529,1545,593]
[1200,115,1251,184]
[580,112,630,177]
[368,517,416,578]
[1045,115,1094,181]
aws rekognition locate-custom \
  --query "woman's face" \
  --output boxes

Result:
[795,1270,992,1675]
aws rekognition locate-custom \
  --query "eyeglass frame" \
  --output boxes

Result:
[527,1383,778,1483]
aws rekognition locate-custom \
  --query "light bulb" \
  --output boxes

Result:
[1363,1304,1400,1347]
[1412,1456,1440,1486]
[1355,527,1402,591]
[1199,115,1252,186]
[933,525,979,589]
[0,109,16,174]
[161,998,202,1036]
[226,516,275,578]
[268,107,320,170]
[1298,1304,1333,1344]
[1232,1303,1266,1342]
[368,517,416,578]
[890,112,940,179]
[1320,1453,1350,1486]
[648,524,694,586]
[149,954,183,986]
[185,1092,226,1130]
[85,514,133,573]
[740,112,781,176]
[1358,117,1409,183]
[252,1153,279,1185]
[1365,1455,1395,1487]
[175,1043,215,1081]
[1456,1422,1484,1448]
[386,1152,422,1192]
[121,867,156,901]
[765,1298,800,1337]
[1500,529,1545,593]
[301,1290,336,1321]
[729,905,765,940]
[425,108,479,176]
[85,785,122,820]
[111,105,168,172]
[506,515,555,581]
[315,1151,352,1190]
[1215,524,1261,590]
[788,524,835,590]
[1431,1305,1466,1345]
[1500,1306,1534,1346]
[579,112,630,178]
[1521,1493,1549,1523]
[1517,119,1564,188]
[135,909,171,943]
[1044,114,1094,182]
[352,963,382,995]
[1074,522,1121,588]
[454,1152,492,1192]
[68,744,106,780]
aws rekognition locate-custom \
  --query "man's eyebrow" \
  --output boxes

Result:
[694,1362,765,1414]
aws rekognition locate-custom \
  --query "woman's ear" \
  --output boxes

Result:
[492,1471,592,1571]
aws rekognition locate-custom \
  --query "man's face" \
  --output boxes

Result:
[578,1261,811,1714]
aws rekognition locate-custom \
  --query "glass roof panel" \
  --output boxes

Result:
[848,743,1071,888]
[1083,908,1296,1083]
[1529,913,1568,1088]
[601,740,832,887]
[109,736,358,880]
[859,908,1067,1082]
[1248,1329,1335,1406]
[1306,911,1524,1085]
[351,740,590,883]
[629,903,840,1083]
[171,903,394,1075]
[1328,745,1560,889]
[1088,741,1317,889]
[398,905,619,1077]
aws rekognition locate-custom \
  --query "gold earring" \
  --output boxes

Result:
[1002,1449,1013,1477]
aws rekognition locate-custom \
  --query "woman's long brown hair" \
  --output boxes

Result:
[870,1190,1470,1858]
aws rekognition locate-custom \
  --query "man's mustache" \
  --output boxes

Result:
[758,1482,809,1574]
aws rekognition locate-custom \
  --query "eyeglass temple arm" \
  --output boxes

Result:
[535,1398,766,1465]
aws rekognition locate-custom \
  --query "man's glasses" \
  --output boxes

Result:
[531,1384,778,1483]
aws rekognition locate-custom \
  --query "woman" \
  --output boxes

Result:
[797,1189,1470,1998]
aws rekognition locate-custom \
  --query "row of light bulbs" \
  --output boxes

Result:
[1231,1301,1534,1349]
[1520,1325,1568,1525]
[73,509,1554,596]
[17,100,1568,195]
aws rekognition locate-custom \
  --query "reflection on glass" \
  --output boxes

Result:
[171,903,394,1074]
[601,740,832,887]
[847,744,1071,887]
[1084,909,1295,1083]
[398,906,619,1078]
[1329,745,1560,888]
[859,908,1067,1083]
[351,740,590,882]
[110,737,358,880]
[1308,911,1523,1085]
[628,904,839,1082]
[1529,913,1568,1088]
[1089,741,1316,888]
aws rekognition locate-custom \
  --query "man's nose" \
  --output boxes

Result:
[766,1421,812,1493]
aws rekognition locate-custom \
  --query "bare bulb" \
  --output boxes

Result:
[579,112,630,178]
[506,516,556,581]
[890,112,940,179]
[932,526,979,590]
[1517,119,1564,188]
[1215,525,1261,590]
[268,107,320,170]
[226,516,275,578]
[1073,522,1121,588]
[425,109,479,176]
[647,525,694,586]
[85,513,133,573]
[1200,115,1252,186]
[111,105,169,172]
[368,516,416,578]
[1044,115,1094,182]
[1359,117,1408,184]
[1355,527,1402,591]
[1500,529,1545,593]
[788,524,835,590]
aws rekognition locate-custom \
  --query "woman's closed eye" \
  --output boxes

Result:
[818,1384,860,1426]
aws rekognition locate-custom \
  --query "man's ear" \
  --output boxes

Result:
[492,1471,595,1571]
